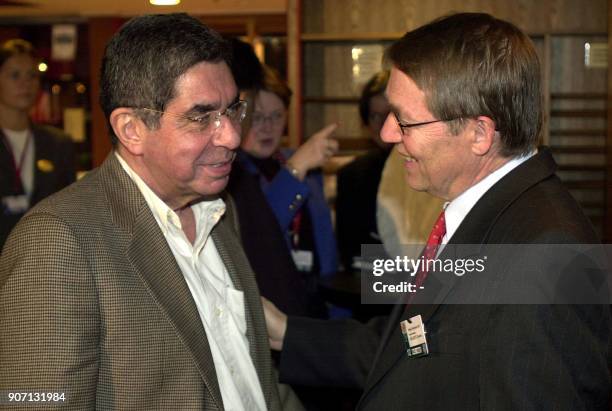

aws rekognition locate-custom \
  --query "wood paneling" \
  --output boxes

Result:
[88,17,124,167]
[287,0,302,146]
[302,0,606,35]
[607,0,612,242]
[200,14,286,36]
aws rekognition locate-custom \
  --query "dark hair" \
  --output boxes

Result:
[99,13,230,144]
[259,64,292,107]
[387,12,542,157]
[228,37,263,91]
[0,39,37,68]
[359,70,389,125]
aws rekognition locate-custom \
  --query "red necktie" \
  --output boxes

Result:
[413,210,446,289]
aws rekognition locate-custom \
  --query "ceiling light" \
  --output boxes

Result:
[150,0,181,5]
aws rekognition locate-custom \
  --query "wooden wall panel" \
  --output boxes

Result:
[551,36,608,93]
[303,102,365,141]
[302,0,606,35]
[88,17,125,168]
[287,0,302,146]
[607,0,612,242]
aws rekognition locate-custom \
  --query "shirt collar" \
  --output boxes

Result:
[443,150,536,244]
[114,152,226,240]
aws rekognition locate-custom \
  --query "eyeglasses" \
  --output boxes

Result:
[251,111,285,127]
[393,112,460,135]
[142,100,247,134]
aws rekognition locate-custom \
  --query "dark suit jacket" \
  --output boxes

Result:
[0,154,281,410]
[279,147,611,410]
[227,160,328,318]
[0,124,75,249]
[336,147,390,270]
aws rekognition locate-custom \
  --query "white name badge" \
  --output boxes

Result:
[400,314,429,358]
[2,195,29,214]
[291,249,313,272]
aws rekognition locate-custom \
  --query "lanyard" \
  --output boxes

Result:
[290,211,303,248]
[2,132,31,192]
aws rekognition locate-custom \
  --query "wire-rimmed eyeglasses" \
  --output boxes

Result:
[141,100,247,134]
[251,111,285,127]
[393,112,460,135]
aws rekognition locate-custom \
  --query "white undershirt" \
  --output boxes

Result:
[116,152,266,411]
[441,150,536,248]
[4,127,34,197]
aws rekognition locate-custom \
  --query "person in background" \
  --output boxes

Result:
[236,64,341,317]
[0,14,281,410]
[335,70,391,271]
[0,39,75,250]
[227,42,328,321]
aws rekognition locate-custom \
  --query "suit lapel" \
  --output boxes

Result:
[0,131,15,196]
[100,154,224,410]
[359,148,558,404]
[30,126,57,204]
[31,127,46,203]
[25,126,57,204]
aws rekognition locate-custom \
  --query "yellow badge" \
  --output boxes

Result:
[37,159,55,173]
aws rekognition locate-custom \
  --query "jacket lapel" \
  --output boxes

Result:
[0,131,15,196]
[31,127,49,204]
[100,154,224,410]
[359,148,558,404]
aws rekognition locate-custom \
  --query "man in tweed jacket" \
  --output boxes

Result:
[0,14,281,410]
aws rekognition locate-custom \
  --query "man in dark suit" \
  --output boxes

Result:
[263,12,610,410]
[0,14,281,410]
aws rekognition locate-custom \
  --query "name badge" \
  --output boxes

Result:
[37,158,55,173]
[400,314,429,358]
[291,249,313,272]
[2,195,29,214]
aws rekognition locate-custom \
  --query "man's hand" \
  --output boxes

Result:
[261,297,288,351]
[287,123,339,180]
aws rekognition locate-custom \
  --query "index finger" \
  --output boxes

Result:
[316,123,339,139]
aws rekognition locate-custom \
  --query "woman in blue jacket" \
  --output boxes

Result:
[239,65,339,283]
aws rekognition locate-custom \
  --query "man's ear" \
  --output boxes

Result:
[470,116,497,156]
[109,108,147,156]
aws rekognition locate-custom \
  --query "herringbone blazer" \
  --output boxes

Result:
[0,153,281,410]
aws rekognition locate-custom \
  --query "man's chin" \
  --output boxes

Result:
[403,174,423,191]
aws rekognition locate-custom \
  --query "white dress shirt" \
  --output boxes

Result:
[441,151,536,247]
[116,153,266,411]
[4,127,34,198]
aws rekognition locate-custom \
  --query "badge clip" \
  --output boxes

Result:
[400,314,429,358]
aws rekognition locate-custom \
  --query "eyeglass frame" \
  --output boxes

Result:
[250,110,286,128]
[140,99,248,133]
[393,112,461,135]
